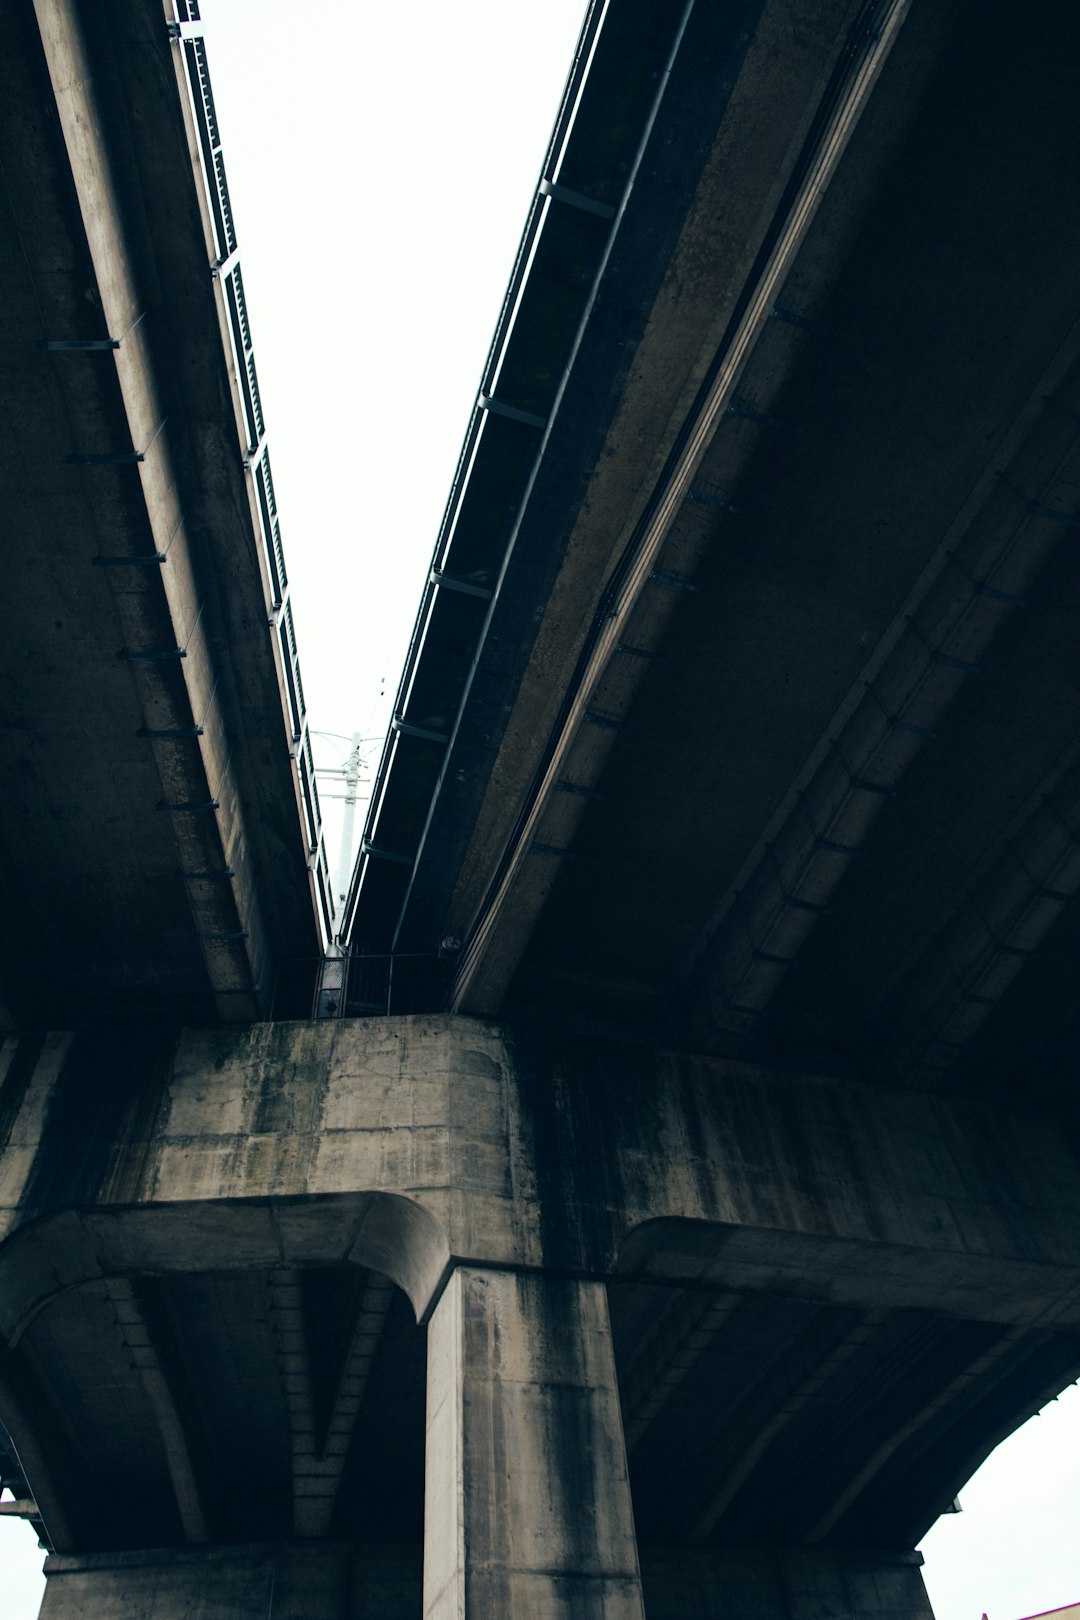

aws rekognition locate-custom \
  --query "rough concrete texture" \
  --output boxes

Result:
[3,1017,1080,1333]
[0,0,320,1030]
[38,1544,934,1619]
[424,1268,644,1618]
[4,1015,1080,1616]
[39,1541,421,1619]
[639,1549,934,1620]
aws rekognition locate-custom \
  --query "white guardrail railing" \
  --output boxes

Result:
[166,0,336,951]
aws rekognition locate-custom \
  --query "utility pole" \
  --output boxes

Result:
[336,731,364,903]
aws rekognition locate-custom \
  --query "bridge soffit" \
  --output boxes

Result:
[438,0,917,1014]
[11,0,328,1028]
[368,0,1080,1103]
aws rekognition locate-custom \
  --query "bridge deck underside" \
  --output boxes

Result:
[4,1011,1079,1608]
[499,2,1080,1096]
[7,1262,1077,1564]
[348,1,1080,1110]
[5,1263,425,1553]
[0,5,204,1022]
[0,0,318,1029]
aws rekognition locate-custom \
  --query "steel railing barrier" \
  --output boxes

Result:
[167,2,334,947]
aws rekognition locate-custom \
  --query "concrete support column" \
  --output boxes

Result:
[423,1267,645,1618]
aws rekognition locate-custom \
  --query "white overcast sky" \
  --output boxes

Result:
[3,2,1080,1613]
[211,0,597,901]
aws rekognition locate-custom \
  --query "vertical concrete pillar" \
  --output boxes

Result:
[423,1267,645,1618]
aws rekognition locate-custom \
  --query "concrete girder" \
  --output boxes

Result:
[415,0,1080,1085]
[446,0,914,1018]
[879,746,1080,1082]
[268,1264,395,1540]
[102,1277,209,1544]
[687,1308,890,1544]
[34,1543,938,1619]
[3,1019,1080,1329]
[619,1287,741,1456]
[0,0,326,1026]
[681,331,1080,1048]
[345,0,1080,1085]
[30,0,277,1017]
[803,1322,1031,1545]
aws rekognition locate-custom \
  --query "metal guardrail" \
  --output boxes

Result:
[312,949,442,1021]
[341,0,612,949]
[166,1,335,951]
[341,0,693,953]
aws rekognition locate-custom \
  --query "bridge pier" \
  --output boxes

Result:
[4,1016,1080,1618]
[424,1266,644,1618]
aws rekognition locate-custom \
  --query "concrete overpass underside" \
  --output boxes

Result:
[4,0,1080,1615]
[3,1020,1080,1618]
[346,0,1080,1114]
[0,0,329,1032]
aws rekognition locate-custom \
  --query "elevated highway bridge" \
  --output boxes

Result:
[3,1,1080,1616]
[0,0,334,1032]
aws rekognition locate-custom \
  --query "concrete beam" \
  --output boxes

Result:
[36,1542,935,1620]
[688,1309,888,1543]
[102,1278,209,1544]
[447,0,914,1017]
[3,1019,1080,1331]
[268,1265,394,1539]
[29,0,274,1015]
[683,322,1080,1048]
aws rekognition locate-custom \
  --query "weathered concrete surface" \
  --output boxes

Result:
[39,1541,420,1619]
[424,1268,643,1618]
[639,1548,934,1620]
[3,1015,1080,1614]
[0,0,322,1029]
[37,1543,933,1619]
[3,1018,1080,1333]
